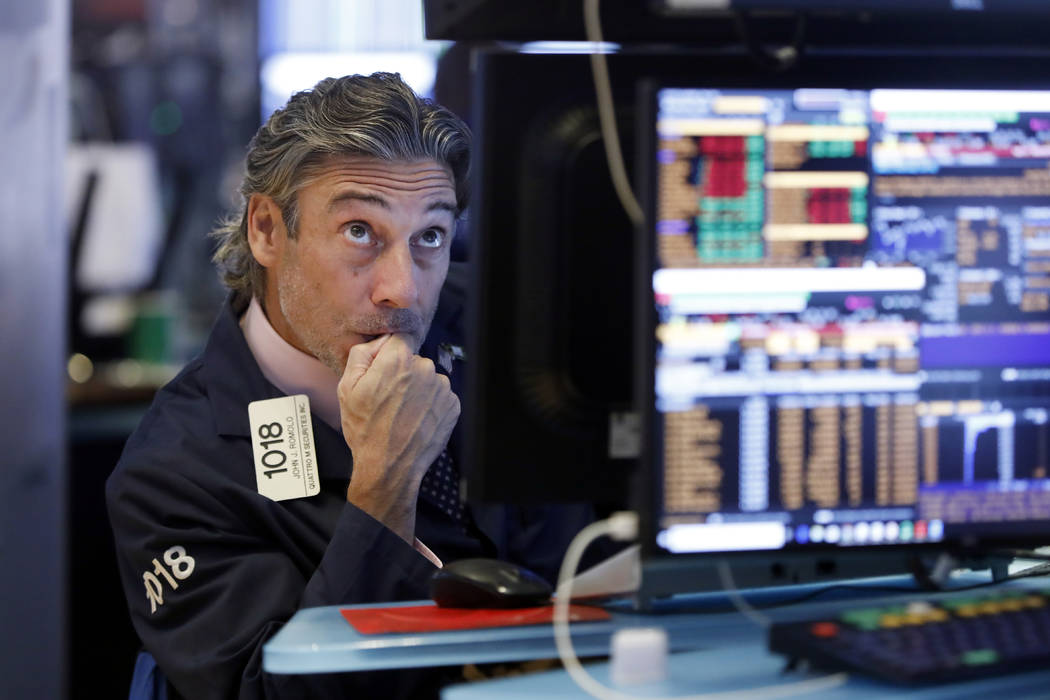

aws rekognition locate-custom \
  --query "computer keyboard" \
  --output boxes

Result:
[768,588,1050,684]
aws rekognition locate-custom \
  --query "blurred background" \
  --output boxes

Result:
[2,1,455,697]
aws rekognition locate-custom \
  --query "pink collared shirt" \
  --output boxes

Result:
[240,296,442,567]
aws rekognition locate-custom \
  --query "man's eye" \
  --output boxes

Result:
[343,223,373,244]
[417,229,445,249]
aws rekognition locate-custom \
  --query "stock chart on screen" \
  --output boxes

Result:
[651,88,1050,553]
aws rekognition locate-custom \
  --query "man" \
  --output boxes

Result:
[107,72,592,699]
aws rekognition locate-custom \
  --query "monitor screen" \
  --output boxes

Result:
[641,85,1050,566]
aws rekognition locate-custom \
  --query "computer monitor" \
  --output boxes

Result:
[463,45,1050,598]
[636,76,1050,600]
[462,48,647,508]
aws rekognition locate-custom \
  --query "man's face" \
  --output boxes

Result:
[259,156,457,375]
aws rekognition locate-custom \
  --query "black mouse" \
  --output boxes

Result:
[429,558,554,609]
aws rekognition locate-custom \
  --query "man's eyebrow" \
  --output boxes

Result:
[427,200,458,214]
[327,191,389,211]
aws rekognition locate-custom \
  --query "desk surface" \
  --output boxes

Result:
[263,598,721,674]
[441,642,1050,699]
[439,575,1050,698]
[262,574,1046,680]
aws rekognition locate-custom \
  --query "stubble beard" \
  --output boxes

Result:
[276,267,345,376]
[276,262,439,377]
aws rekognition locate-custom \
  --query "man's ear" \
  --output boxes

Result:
[246,194,288,268]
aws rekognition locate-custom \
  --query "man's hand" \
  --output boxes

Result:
[338,333,460,543]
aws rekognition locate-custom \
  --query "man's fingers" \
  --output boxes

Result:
[341,334,393,392]
[366,332,417,373]
[386,332,416,355]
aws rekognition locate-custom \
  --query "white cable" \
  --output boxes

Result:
[582,0,645,229]
[554,514,849,700]
[716,560,773,630]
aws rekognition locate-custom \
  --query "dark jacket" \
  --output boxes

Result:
[106,264,594,699]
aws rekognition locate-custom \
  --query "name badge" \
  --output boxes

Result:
[247,395,320,501]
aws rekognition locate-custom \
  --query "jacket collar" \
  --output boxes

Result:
[201,297,283,439]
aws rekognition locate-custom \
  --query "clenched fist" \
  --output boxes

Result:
[337,333,460,542]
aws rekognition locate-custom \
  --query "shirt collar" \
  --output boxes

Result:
[240,296,342,431]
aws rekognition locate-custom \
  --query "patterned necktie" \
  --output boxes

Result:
[419,448,464,523]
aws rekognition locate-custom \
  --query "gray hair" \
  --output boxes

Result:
[211,72,471,308]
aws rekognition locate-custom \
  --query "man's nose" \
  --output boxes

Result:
[370,244,419,309]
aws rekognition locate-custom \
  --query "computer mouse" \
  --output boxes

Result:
[429,558,554,609]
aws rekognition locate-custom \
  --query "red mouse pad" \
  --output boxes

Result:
[341,604,610,635]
